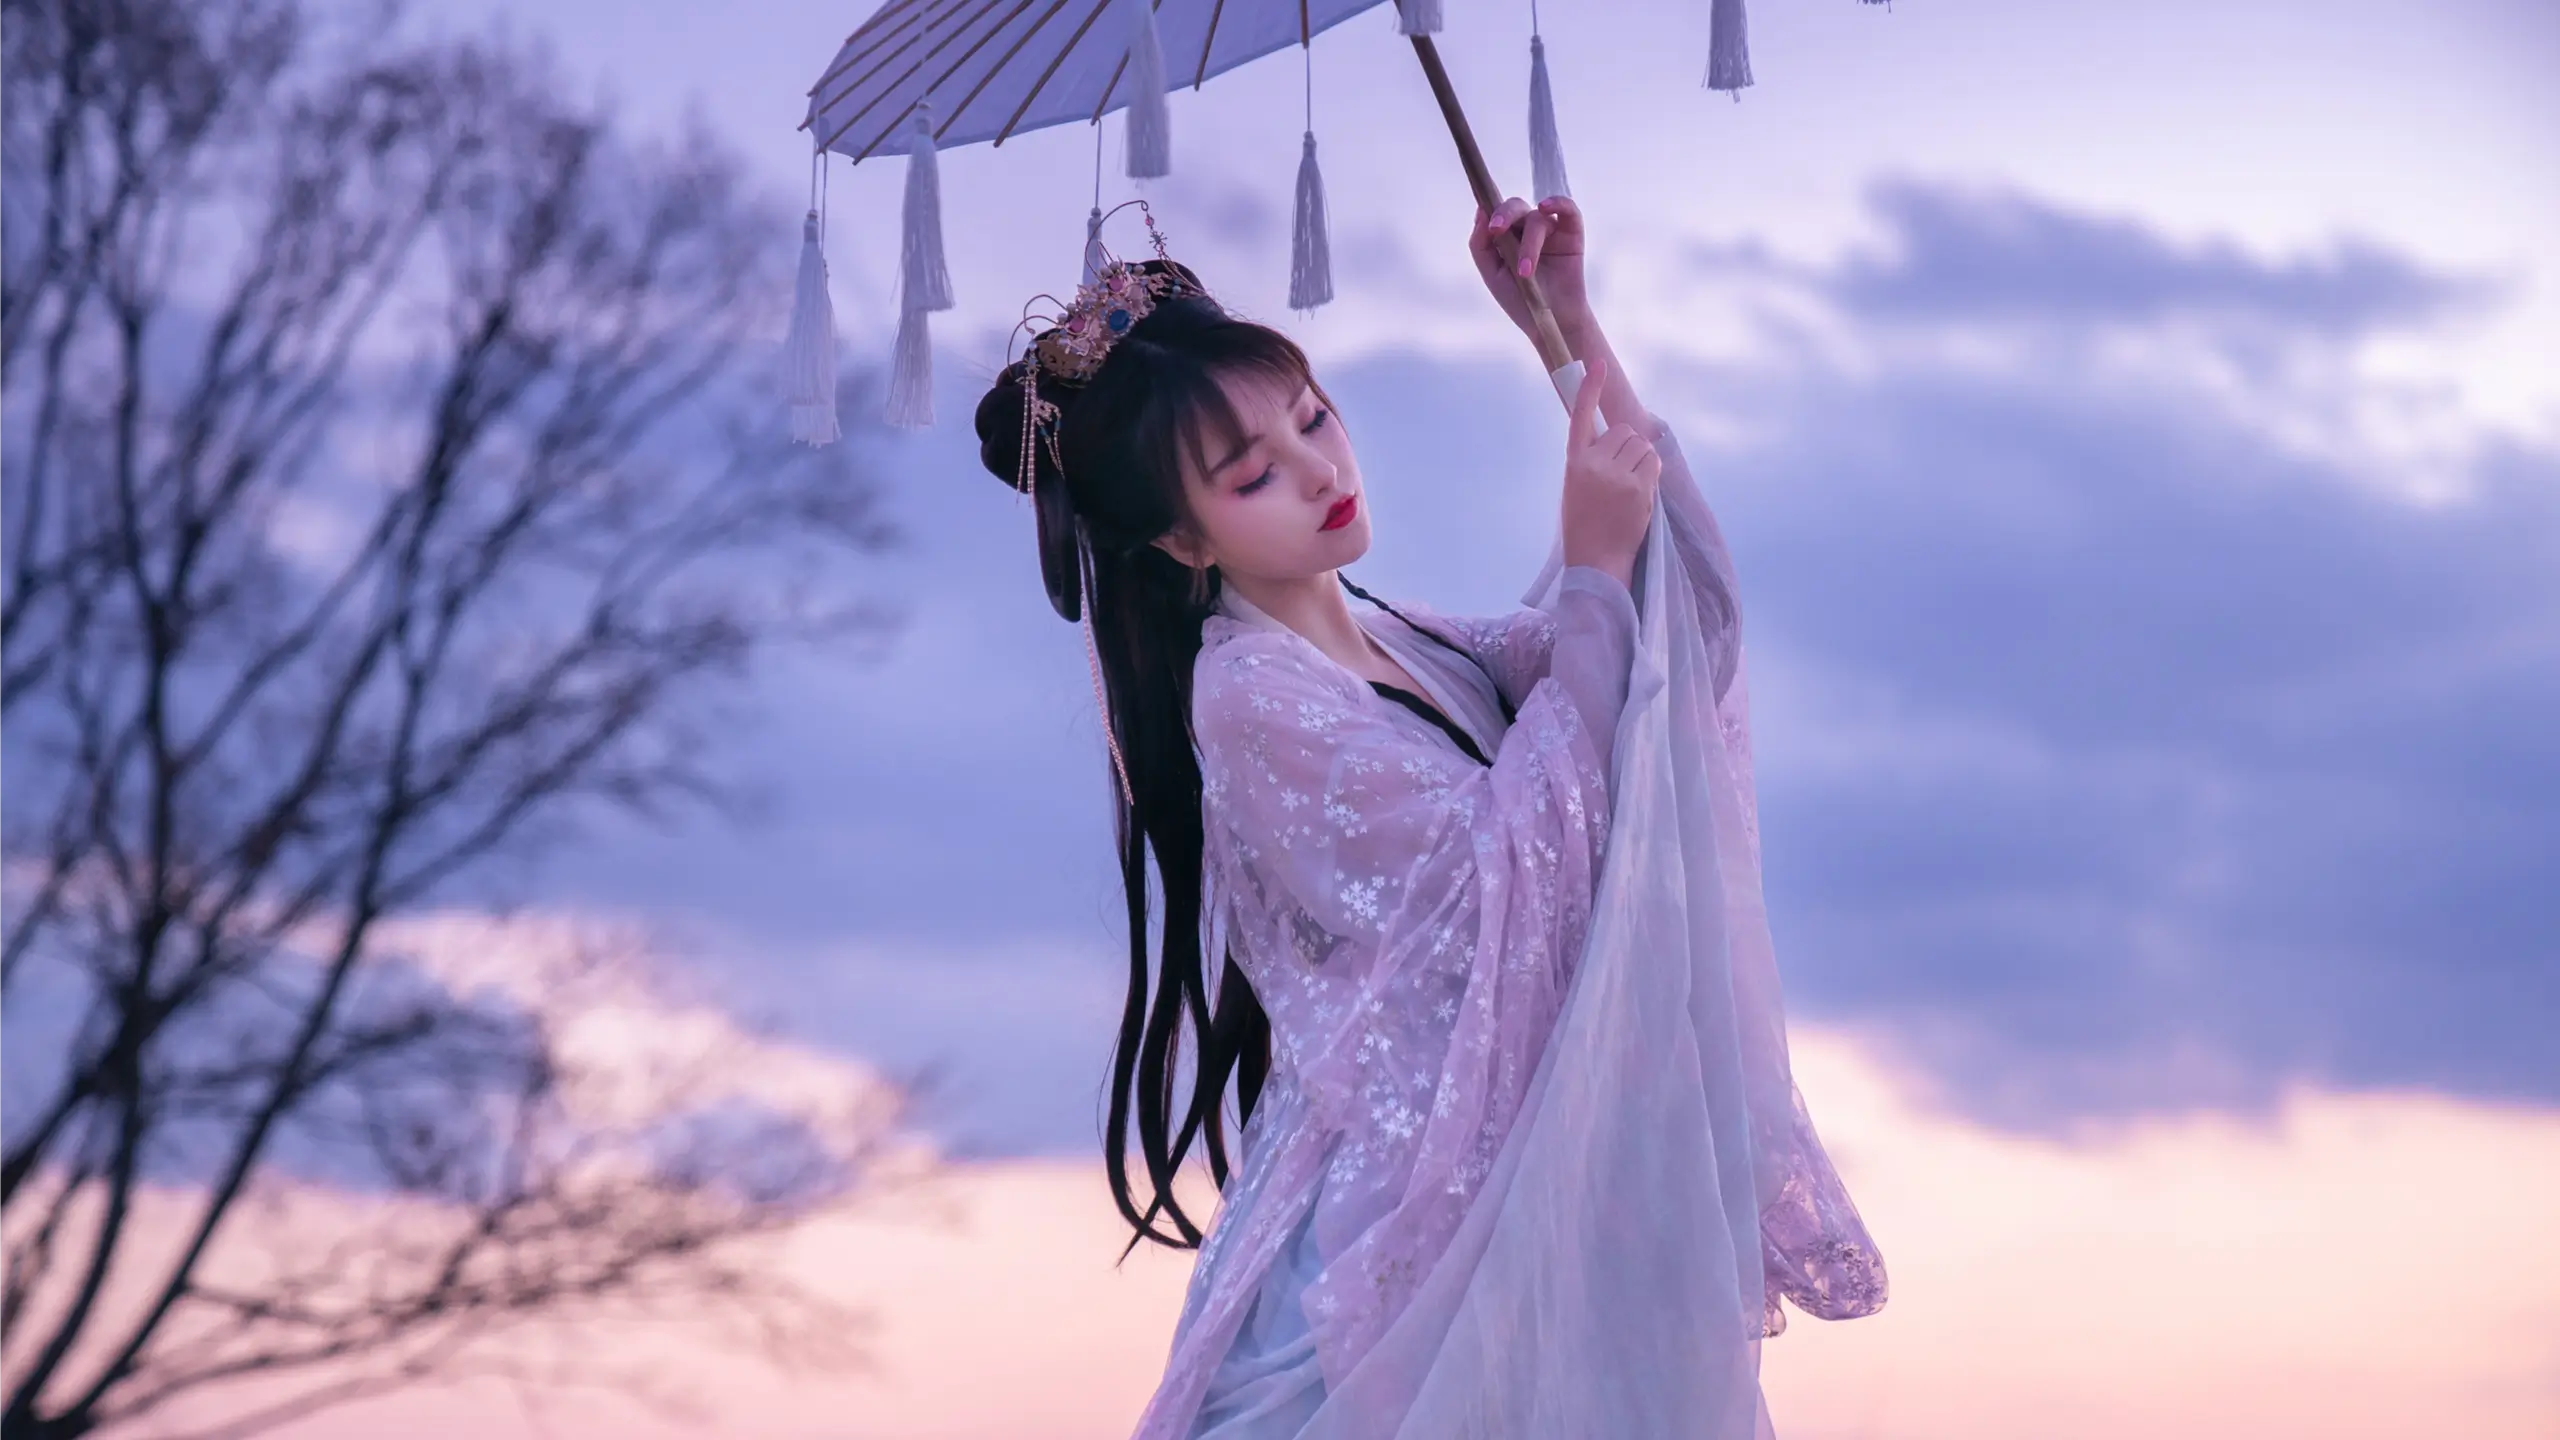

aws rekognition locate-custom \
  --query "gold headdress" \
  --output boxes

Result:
[1004,200,1209,813]
[1005,199,1206,498]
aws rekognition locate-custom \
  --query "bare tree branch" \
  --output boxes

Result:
[2,2,908,1435]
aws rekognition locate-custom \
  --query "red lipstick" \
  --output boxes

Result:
[1320,495,1358,532]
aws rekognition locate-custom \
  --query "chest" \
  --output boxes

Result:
[1203,610,1511,769]
[1341,644,1429,696]
[1352,621,1506,767]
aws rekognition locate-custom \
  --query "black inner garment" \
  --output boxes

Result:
[1369,682,1492,767]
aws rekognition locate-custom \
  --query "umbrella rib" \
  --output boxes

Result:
[837,0,1043,160]
[826,0,999,115]
[935,0,1081,144]
[1195,0,1228,88]
[807,0,933,98]
[996,0,1121,148]
[803,0,947,133]
[814,0,992,154]
[1089,52,1127,124]
[1087,0,1150,120]
[1092,0,1219,125]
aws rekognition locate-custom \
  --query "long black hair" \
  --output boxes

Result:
[972,262,1492,1256]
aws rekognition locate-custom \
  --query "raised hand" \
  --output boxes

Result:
[1558,355,1660,587]
[1469,194,1593,346]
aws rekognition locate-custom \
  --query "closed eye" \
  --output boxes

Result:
[1236,408,1331,495]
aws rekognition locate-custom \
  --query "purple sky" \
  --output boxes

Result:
[396,0,2558,1154]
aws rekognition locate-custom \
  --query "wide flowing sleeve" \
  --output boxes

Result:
[1642,412,1745,703]
[1468,408,1878,1343]
[1640,413,1889,1335]
[1191,570,1638,1380]
[1388,603,1558,717]
[1500,412,1741,709]
[1648,409,1894,1332]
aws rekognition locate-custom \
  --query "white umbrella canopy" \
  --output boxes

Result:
[801,0,1403,163]
[781,0,1782,439]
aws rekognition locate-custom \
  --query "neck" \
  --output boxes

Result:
[1224,568,1377,671]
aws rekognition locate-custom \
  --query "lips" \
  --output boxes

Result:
[1321,494,1358,532]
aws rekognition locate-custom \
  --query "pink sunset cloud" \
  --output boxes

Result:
[191,1029,2560,1439]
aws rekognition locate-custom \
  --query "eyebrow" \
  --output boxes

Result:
[1209,385,1314,477]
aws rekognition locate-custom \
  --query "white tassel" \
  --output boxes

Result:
[1124,0,1170,179]
[1288,131,1332,313]
[1394,0,1443,36]
[1707,0,1753,95]
[783,209,839,446]
[900,104,954,313]
[1528,34,1572,202]
[1081,205,1109,287]
[884,303,934,429]
[884,103,948,432]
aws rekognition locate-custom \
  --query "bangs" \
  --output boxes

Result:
[1057,296,1332,553]
[1159,348,1314,495]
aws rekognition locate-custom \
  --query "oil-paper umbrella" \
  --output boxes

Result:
[783,0,1772,443]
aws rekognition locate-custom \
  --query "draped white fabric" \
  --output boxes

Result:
[1299,417,1886,1436]
[1145,415,1885,1440]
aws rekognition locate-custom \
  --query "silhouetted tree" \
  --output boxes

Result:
[0,1,904,1434]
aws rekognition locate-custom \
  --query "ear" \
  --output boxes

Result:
[1151,528,1210,569]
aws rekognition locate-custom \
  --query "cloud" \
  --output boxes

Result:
[457,175,2557,1151]
[214,1034,2560,1440]
[1678,174,2548,502]
[1818,177,2512,337]
[1648,182,2560,1129]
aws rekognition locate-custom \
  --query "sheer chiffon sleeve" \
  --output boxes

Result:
[1138,406,1884,1439]
[1641,412,1745,703]
[1412,415,1738,717]
[1382,569,1647,733]
[1641,411,1889,1335]
[1190,570,1637,1379]
[1398,604,1556,716]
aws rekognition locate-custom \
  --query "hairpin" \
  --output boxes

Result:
[1004,199,1201,498]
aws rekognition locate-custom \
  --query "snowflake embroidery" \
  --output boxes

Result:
[1339,873,1386,924]
[1169,577,1670,1416]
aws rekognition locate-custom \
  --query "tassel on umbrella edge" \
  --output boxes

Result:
[886,103,951,429]
[784,207,840,446]
[1707,0,1753,95]
[1288,129,1332,313]
[1082,204,1109,287]
[1126,0,1171,179]
[1528,33,1572,202]
[884,303,934,430]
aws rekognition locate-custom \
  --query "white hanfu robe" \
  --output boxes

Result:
[1136,412,1887,1440]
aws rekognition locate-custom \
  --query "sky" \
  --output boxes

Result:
[56,0,2560,1434]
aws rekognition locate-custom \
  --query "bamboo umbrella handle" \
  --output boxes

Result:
[1409,35,1578,381]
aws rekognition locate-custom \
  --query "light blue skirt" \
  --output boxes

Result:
[1186,1197,1328,1439]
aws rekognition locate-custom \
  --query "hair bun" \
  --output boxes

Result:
[972,361,1083,622]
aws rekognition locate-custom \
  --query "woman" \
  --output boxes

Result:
[972,196,1884,1439]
